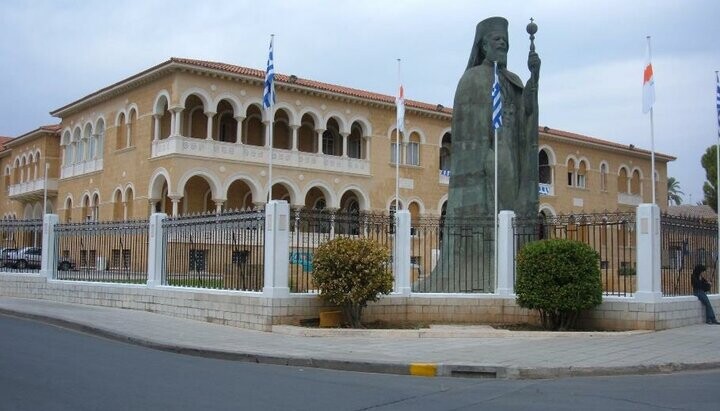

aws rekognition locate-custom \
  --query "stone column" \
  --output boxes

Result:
[170,107,183,137]
[315,128,325,154]
[340,132,349,158]
[205,111,216,140]
[635,203,662,302]
[234,115,245,144]
[264,120,272,147]
[214,200,224,214]
[170,196,182,216]
[290,125,299,151]
[153,114,161,141]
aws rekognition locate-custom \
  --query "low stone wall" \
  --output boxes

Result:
[2,272,718,331]
[0,272,273,331]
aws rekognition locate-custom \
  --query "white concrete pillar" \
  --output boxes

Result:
[171,108,183,137]
[635,203,662,302]
[234,115,245,144]
[205,111,216,140]
[40,213,59,280]
[147,213,167,287]
[393,210,412,295]
[263,200,290,298]
[496,210,516,296]
[290,125,299,151]
[153,114,161,141]
[315,128,325,154]
[341,132,349,158]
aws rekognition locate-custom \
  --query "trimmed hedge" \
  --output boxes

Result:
[312,237,393,328]
[515,239,602,330]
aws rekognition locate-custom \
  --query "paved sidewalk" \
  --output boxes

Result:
[2,296,720,379]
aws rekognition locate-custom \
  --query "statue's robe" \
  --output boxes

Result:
[419,62,538,292]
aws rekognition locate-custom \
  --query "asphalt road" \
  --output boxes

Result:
[1,314,718,411]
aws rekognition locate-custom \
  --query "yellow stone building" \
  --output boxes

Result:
[0,57,674,222]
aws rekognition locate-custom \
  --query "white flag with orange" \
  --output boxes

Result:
[642,40,655,114]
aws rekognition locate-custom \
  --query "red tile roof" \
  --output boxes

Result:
[49,57,674,161]
[666,205,717,220]
[170,57,452,114]
[540,126,675,161]
[0,136,12,150]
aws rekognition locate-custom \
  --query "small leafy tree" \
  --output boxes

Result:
[312,237,393,328]
[515,239,602,330]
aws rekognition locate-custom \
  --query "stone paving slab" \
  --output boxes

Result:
[1,296,720,379]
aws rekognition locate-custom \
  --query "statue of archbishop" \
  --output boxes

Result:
[420,17,540,292]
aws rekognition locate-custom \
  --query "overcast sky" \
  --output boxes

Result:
[1,0,718,205]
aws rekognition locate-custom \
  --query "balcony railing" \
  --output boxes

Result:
[8,178,58,199]
[618,192,643,206]
[151,136,370,175]
[60,159,103,179]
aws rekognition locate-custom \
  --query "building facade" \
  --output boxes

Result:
[0,57,674,222]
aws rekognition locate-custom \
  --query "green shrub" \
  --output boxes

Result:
[515,239,602,330]
[312,237,393,328]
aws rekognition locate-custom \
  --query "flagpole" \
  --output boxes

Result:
[396,58,401,212]
[646,36,657,205]
[715,71,719,278]
[493,61,499,291]
[266,34,275,203]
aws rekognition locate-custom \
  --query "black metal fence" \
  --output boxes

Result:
[53,219,149,283]
[162,209,265,291]
[411,215,495,293]
[660,214,718,296]
[0,219,43,272]
[289,209,393,293]
[514,211,637,296]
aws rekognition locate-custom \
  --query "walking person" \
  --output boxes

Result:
[691,264,719,324]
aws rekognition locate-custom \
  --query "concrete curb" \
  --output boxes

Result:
[271,324,653,338]
[3,307,720,380]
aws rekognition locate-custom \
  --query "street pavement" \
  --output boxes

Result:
[1,296,719,379]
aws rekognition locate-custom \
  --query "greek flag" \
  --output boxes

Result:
[263,36,275,110]
[716,72,720,136]
[492,62,502,130]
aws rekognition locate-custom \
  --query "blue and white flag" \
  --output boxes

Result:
[492,62,502,130]
[716,71,720,136]
[263,36,275,110]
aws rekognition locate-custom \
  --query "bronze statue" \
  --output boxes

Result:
[420,17,540,292]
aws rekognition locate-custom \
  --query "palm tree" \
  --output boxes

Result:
[667,177,684,206]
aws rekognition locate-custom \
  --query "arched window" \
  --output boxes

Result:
[630,170,641,195]
[323,118,341,156]
[127,108,138,147]
[577,160,587,188]
[406,132,421,166]
[64,197,73,223]
[440,132,451,173]
[538,149,551,184]
[600,163,608,191]
[348,122,364,159]
[243,105,264,146]
[566,158,576,186]
[116,113,126,150]
[95,119,105,159]
[390,129,400,165]
[618,167,629,194]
